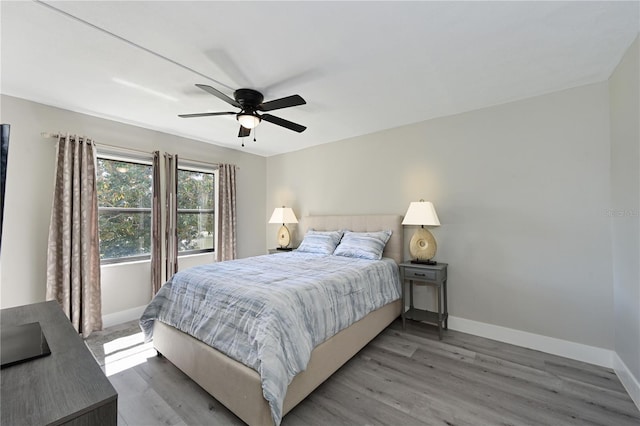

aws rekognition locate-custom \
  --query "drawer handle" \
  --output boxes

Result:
[415,273,426,277]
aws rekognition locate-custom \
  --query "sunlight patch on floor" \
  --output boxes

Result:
[103,332,156,376]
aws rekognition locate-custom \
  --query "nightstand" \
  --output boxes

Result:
[399,261,448,339]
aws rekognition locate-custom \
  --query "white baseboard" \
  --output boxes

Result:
[448,316,614,368]
[102,305,147,329]
[613,352,640,410]
[447,316,639,410]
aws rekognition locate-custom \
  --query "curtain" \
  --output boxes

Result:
[216,163,237,261]
[46,134,101,337]
[164,153,178,279]
[150,151,162,295]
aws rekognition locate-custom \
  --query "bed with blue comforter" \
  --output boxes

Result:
[141,214,404,425]
[140,251,400,425]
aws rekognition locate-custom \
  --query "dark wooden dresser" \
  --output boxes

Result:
[1,301,117,425]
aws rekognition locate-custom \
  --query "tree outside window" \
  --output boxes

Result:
[177,168,215,254]
[97,158,152,262]
[96,158,216,263]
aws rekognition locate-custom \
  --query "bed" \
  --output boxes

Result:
[142,214,404,426]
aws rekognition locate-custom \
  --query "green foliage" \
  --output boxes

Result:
[177,169,214,251]
[177,170,213,209]
[97,159,152,260]
[96,159,216,261]
[97,159,152,208]
[98,211,151,260]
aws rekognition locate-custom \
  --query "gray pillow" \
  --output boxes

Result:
[333,230,392,260]
[296,229,344,255]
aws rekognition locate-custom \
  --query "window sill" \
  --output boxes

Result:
[178,252,215,260]
[100,259,151,267]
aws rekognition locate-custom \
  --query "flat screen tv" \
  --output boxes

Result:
[1,123,9,251]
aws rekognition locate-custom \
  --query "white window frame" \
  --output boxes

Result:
[96,151,154,265]
[176,162,218,257]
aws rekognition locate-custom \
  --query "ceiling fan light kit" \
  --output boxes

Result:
[237,113,260,129]
[179,84,307,141]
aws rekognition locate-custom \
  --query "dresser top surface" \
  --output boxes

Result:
[1,301,117,425]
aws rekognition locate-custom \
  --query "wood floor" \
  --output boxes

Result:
[86,319,640,426]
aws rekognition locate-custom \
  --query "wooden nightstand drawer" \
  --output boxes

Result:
[404,267,447,282]
[404,267,437,281]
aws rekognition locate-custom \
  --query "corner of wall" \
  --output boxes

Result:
[614,352,640,410]
[608,34,640,405]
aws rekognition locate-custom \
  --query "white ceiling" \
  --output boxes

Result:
[1,1,638,157]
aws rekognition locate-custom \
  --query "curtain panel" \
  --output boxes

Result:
[164,153,178,279]
[46,135,102,337]
[151,151,162,295]
[216,163,237,262]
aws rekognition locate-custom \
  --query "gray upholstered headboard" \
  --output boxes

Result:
[296,215,404,264]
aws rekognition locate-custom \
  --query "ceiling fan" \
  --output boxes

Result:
[179,84,307,138]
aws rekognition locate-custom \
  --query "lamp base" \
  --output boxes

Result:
[276,247,294,251]
[411,259,437,265]
[277,224,291,248]
[409,227,437,262]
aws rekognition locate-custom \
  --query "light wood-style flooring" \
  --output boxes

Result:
[86,319,640,426]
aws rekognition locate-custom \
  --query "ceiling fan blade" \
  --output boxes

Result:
[195,84,241,108]
[261,114,307,133]
[238,125,251,138]
[178,112,236,118]
[258,94,306,112]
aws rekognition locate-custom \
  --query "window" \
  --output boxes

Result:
[177,167,215,255]
[96,156,215,263]
[97,157,152,263]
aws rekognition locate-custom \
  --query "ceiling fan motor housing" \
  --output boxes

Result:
[234,88,264,108]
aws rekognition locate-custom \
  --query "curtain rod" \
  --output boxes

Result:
[41,132,152,158]
[41,132,238,170]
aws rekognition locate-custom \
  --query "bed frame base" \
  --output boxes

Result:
[153,300,401,426]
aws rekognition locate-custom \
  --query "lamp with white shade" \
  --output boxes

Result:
[402,200,440,264]
[268,207,298,250]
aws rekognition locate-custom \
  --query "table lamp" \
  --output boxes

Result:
[269,207,298,250]
[402,200,440,264]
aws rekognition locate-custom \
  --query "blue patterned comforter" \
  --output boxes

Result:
[140,251,400,425]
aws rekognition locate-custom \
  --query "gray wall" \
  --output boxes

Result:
[0,95,266,312]
[267,82,614,350]
[609,37,640,385]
